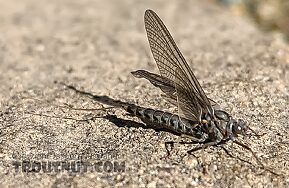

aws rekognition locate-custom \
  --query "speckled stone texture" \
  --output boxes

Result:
[0,0,289,187]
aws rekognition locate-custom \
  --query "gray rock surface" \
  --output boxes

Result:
[0,0,288,187]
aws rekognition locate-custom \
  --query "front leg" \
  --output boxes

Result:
[187,140,220,154]
[165,134,207,157]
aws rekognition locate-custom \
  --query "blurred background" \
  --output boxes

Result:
[216,0,289,43]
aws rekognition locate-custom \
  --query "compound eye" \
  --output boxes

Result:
[234,124,245,135]
[237,125,242,133]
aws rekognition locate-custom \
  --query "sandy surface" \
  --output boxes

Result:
[0,0,289,187]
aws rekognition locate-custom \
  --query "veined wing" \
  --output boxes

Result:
[132,70,218,109]
[134,9,214,121]
[131,70,177,102]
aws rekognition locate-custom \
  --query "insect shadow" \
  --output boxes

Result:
[52,82,275,174]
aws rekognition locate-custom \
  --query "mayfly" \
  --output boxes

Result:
[56,9,269,170]
[131,10,257,155]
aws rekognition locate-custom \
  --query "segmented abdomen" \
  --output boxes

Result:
[125,105,197,136]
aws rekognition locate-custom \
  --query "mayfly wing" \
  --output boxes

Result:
[131,70,177,101]
[134,9,214,121]
[132,70,218,109]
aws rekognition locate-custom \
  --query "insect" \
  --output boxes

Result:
[128,9,256,154]
[53,9,276,173]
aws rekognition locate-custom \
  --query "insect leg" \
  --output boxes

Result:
[164,134,206,157]
[187,141,220,154]
[233,140,280,176]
